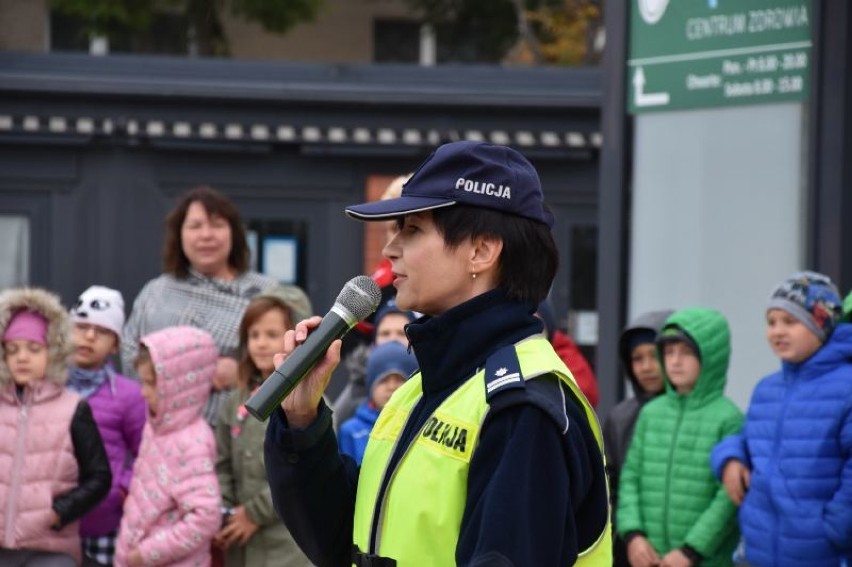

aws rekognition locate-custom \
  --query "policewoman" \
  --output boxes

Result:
[264,141,611,566]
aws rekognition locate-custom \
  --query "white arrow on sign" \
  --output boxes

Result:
[633,66,671,107]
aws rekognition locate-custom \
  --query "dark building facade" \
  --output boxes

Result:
[0,52,603,397]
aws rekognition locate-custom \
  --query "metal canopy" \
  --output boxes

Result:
[0,52,602,157]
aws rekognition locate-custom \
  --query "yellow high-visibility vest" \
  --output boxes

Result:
[352,336,612,566]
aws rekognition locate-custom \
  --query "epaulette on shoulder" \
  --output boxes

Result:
[484,344,525,398]
[483,343,570,434]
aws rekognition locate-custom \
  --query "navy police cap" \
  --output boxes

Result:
[345,141,554,227]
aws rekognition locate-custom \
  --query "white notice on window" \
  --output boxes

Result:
[572,311,599,346]
[262,237,297,284]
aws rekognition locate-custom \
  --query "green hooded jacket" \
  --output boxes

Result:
[616,308,743,566]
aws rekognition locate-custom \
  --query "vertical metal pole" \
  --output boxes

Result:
[595,0,631,416]
[808,0,852,291]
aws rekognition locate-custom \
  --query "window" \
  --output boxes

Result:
[374,19,421,63]
[568,225,598,369]
[373,18,512,64]
[50,9,189,54]
[246,219,307,287]
[0,216,29,288]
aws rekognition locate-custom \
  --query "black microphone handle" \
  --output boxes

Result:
[245,310,351,421]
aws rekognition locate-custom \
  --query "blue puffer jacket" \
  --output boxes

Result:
[711,323,852,567]
[337,402,379,465]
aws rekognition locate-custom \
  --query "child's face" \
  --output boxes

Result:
[137,361,158,416]
[372,373,405,410]
[630,343,664,394]
[248,307,290,376]
[663,341,701,394]
[766,308,822,363]
[3,339,48,386]
[375,313,409,347]
[72,323,118,370]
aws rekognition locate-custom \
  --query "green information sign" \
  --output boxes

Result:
[628,0,811,113]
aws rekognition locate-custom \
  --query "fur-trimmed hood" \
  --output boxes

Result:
[0,287,72,387]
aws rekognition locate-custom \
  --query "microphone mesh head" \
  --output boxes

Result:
[336,275,382,321]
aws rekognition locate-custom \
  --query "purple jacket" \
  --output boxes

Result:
[79,371,146,537]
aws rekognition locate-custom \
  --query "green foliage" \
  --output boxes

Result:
[230,0,323,34]
[50,0,158,35]
[50,0,324,56]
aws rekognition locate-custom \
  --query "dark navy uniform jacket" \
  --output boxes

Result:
[265,288,608,567]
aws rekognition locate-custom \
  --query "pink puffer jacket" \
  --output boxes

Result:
[0,287,82,564]
[115,326,221,567]
[0,382,81,563]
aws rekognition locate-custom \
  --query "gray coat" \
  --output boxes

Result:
[602,310,672,565]
[602,310,673,509]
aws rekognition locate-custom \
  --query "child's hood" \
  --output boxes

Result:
[659,308,730,401]
[0,287,73,388]
[618,310,673,394]
[140,326,217,433]
[787,321,852,376]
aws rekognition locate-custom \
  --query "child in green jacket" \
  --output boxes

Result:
[617,308,743,567]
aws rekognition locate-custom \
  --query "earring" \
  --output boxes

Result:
[471,272,477,280]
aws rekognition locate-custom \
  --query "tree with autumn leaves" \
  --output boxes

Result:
[516,0,603,65]
[50,0,602,65]
[404,0,603,65]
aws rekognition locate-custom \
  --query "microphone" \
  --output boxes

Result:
[245,275,382,421]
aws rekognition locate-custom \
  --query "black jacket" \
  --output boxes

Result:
[265,289,608,566]
[52,400,112,528]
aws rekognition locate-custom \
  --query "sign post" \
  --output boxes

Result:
[628,0,812,113]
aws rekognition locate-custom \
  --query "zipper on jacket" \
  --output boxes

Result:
[5,402,30,547]
[368,395,422,555]
[769,374,795,562]
[662,398,686,549]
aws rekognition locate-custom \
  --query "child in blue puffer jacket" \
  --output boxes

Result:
[712,271,852,567]
[337,341,417,465]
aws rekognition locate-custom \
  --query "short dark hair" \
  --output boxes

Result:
[163,186,250,278]
[429,205,558,303]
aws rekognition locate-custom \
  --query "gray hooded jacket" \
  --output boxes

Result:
[602,310,672,505]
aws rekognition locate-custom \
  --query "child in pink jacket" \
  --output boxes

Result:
[0,288,112,567]
[115,326,221,567]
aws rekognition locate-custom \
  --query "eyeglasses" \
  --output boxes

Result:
[73,323,114,338]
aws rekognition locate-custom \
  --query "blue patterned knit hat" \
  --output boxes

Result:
[767,271,843,341]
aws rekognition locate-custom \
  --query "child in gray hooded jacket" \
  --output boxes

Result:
[602,310,672,567]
